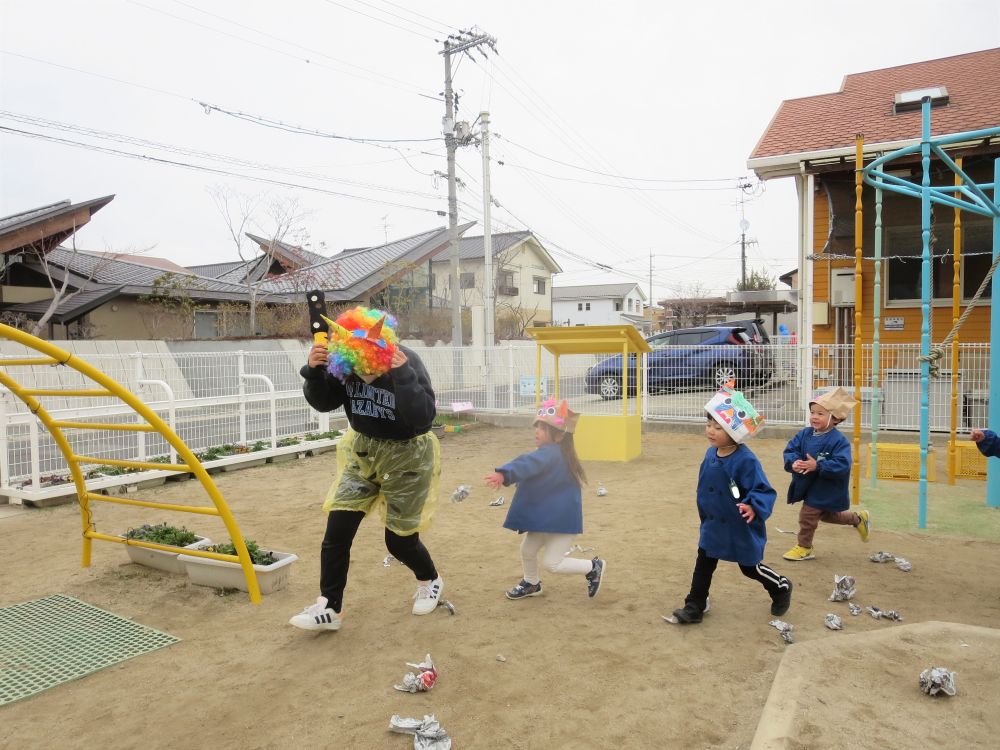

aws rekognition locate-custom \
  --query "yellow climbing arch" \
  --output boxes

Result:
[0,323,263,603]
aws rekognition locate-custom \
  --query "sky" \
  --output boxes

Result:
[1,0,999,304]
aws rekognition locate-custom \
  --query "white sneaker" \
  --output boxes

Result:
[412,576,444,615]
[289,596,341,631]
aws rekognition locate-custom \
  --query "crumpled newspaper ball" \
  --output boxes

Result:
[866,606,903,621]
[870,550,896,563]
[848,603,862,616]
[389,714,452,750]
[393,654,438,693]
[596,483,608,497]
[825,613,843,630]
[769,619,795,643]
[829,574,856,601]
[451,485,470,503]
[919,667,957,697]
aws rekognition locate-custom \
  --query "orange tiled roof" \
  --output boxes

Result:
[750,47,1000,161]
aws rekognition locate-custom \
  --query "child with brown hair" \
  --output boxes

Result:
[668,384,791,624]
[782,386,870,562]
[484,398,605,600]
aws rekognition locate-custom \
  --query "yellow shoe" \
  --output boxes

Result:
[856,510,871,542]
[782,544,815,561]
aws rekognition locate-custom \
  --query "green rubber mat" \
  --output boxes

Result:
[0,594,180,706]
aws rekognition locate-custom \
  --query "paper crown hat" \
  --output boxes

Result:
[534,398,580,434]
[809,386,858,421]
[705,381,764,443]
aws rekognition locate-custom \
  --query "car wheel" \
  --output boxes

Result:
[598,375,622,400]
[713,362,737,388]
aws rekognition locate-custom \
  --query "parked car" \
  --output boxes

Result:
[584,324,773,400]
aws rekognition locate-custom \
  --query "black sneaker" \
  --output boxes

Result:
[506,579,542,600]
[671,601,704,624]
[770,580,793,616]
[586,558,605,598]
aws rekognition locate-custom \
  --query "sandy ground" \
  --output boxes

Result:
[2,425,999,749]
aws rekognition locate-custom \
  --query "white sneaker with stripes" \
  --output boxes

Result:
[412,577,444,615]
[289,596,341,631]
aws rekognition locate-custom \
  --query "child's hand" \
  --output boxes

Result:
[737,503,755,523]
[970,429,985,443]
[793,454,818,474]
[484,471,504,490]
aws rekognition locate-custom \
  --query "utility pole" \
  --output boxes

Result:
[440,29,497,348]
[481,110,494,347]
[740,221,748,288]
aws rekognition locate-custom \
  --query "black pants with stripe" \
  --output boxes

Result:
[319,509,437,614]
[684,547,789,610]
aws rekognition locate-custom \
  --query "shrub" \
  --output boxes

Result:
[124,523,199,547]
[207,539,277,566]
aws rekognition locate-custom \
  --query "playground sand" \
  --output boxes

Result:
[2,426,998,749]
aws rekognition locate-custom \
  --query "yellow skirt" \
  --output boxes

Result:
[323,429,441,535]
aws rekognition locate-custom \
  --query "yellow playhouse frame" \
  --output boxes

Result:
[0,324,264,602]
[527,326,652,462]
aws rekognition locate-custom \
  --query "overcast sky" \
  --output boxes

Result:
[1,0,998,303]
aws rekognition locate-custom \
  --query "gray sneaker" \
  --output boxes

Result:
[586,558,605,598]
[506,579,542,600]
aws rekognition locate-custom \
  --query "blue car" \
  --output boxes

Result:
[584,325,771,399]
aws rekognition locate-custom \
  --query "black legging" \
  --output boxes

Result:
[684,547,789,610]
[319,509,437,613]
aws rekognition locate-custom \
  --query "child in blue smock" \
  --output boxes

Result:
[669,384,792,624]
[484,398,605,600]
[782,386,870,562]
[971,428,1000,457]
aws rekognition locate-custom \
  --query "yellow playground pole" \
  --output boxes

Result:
[0,324,263,603]
[852,134,864,506]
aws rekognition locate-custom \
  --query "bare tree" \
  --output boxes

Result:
[660,282,722,329]
[209,186,312,335]
[23,231,126,338]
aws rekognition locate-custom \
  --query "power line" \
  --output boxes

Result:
[0,125,446,215]
[321,0,436,40]
[343,0,449,36]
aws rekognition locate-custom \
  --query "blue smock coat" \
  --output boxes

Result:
[497,443,583,534]
[976,429,1000,458]
[697,446,776,566]
[783,426,852,512]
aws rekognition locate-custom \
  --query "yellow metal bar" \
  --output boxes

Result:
[52,421,156,432]
[21,388,113,398]
[73,455,191,472]
[948,158,963,485]
[0,323,262,603]
[85,491,221,515]
[852,134,864,506]
[534,341,542,407]
[622,340,628,417]
[0,357,60,366]
[89,532,238,564]
[553,354,560,400]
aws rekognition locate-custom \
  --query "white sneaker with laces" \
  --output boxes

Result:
[412,576,444,615]
[289,596,341,631]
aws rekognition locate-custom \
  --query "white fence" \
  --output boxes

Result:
[0,341,990,499]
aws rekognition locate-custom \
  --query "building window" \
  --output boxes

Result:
[585,302,591,311]
[886,222,992,303]
[615,301,621,311]
[533,277,546,294]
[577,303,583,311]
[460,272,475,289]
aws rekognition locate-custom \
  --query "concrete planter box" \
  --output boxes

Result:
[222,458,267,471]
[125,536,214,575]
[178,549,299,595]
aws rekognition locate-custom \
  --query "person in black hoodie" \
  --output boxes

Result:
[289,307,443,632]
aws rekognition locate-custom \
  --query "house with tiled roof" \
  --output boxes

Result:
[552,282,648,331]
[748,47,1000,363]
[428,231,562,329]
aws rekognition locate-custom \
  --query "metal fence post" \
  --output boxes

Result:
[0,389,9,493]
[133,353,146,461]
[238,350,247,445]
[507,341,515,414]
[29,417,40,493]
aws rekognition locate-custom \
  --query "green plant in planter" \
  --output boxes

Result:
[304,430,342,441]
[207,539,277,566]
[276,437,301,448]
[124,522,199,547]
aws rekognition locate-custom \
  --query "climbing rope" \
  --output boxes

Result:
[921,249,1000,377]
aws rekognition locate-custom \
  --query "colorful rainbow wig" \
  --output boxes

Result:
[324,306,399,382]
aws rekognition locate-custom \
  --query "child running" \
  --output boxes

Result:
[782,386,870,562]
[669,384,791,624]
[484,398,605,600]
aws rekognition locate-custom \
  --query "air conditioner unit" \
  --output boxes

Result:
[830,270,856,307]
